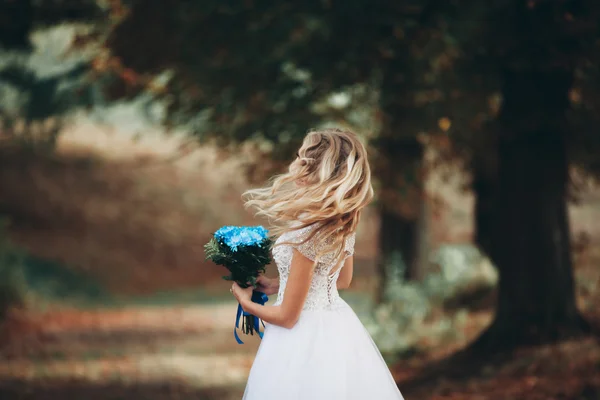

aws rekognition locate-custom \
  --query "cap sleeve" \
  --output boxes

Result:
[290,225,319,261]
[344,232,356,258]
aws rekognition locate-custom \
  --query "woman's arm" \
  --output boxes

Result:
[239,249,314,329]
[336,256,354,289]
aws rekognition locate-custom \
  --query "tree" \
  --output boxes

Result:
[0,0,106,323]
[0,0,106,143]
[0,0,102,50]
[105,0,451,292]
[441,0,600,349]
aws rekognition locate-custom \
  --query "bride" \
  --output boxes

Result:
[231,128,405,399]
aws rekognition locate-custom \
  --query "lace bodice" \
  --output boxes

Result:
[272,224,355,311]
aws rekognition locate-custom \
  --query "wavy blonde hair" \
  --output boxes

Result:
[243,128,374,264]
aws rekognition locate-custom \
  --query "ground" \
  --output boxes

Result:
[1,305,599,399]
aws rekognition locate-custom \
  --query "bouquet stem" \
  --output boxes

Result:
[242,314,255,335]
[234,290,268,344]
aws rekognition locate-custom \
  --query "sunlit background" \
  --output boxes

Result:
[1,1,599,399]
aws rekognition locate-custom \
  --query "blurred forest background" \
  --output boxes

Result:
[0,1,599,399]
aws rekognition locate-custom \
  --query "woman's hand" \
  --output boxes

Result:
[231,282,254,305]
[255,275,279,296]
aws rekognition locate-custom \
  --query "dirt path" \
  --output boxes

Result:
[2,303,600,400]
[0,303,260,398]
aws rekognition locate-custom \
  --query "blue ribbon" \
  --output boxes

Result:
[234,290,268,344]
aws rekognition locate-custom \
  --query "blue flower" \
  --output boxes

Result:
[214,225,269,252]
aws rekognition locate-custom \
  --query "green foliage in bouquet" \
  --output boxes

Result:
[204,226,273,288]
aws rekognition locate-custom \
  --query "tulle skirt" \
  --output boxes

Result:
[242,301,404,400]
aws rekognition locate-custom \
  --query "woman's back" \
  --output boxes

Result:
[272,224,356,311]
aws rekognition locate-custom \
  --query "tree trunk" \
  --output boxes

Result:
[375,25,432,299]
[472,158,496,260]
[377,208,419,292]
[473,68,589,351]
[373,136,426,303]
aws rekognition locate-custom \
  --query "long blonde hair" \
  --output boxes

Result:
[243,128,374,263]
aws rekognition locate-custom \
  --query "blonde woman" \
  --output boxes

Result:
[231,128,404,399]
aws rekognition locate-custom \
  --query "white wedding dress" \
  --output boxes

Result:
[243,224,404,399]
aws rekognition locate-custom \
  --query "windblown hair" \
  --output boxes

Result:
[243,128,374,265]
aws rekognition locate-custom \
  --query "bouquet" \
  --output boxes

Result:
[204,225,273,343]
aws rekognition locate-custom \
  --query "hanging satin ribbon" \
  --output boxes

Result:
[234,290,268,344]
